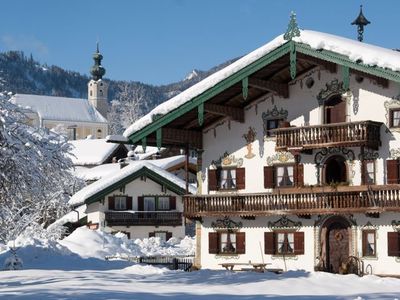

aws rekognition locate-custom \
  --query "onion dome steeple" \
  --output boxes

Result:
[90,43,106,80]
[351,5,371,42]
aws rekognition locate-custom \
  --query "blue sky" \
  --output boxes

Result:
[0,0,399,85]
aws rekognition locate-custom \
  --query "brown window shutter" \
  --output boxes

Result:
[236,232,246,254]
[138,196,144,211]
[108,196,115,210]
[387,160,399,184]
[264,232,275,254]
[361,160,367,185]
[294,164,304,187]
[236,168,246,190]
[388,232,400,256]
[390,109,394,127]
[149,232,155,238]
[362,230,368,256]
[166,232,172,241]
[126,196,132,210]
[209,232,219,254]
[294,232,304,255]
[264,166,275,189]
[208,169,218,191]
[169,196,176,210]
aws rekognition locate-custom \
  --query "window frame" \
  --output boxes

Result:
[275,231,295,255]
[114,196,127,211]
[266,118,284,137]
[141,195,174,211]
[219,231,237,254]
[362,229,377,257]
[390,108,400,128]
[217,167,237,191]
[363,160,376,185]
[275,164,295,188]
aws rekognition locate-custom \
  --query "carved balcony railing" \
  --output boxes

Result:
[271,121,382,151]
[105,211,183,226]
[183,185,400,218]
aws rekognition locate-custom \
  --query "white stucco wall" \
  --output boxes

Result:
[85,175,185,240]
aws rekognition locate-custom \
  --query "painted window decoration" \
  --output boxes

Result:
[390,109,400,128]
[208,232,245,255]
[115,196,127,210]
[276,165,294,187]
[219,168,236,190]
[362,230,376,257]
[277,232,295,254]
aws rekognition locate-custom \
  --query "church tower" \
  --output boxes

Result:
[88,43,108,119]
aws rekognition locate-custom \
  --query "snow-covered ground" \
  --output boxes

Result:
[0,227,399,299]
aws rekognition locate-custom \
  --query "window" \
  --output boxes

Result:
[149,231,172,242]
[276,165,294,187]
[219,168,236,190]
[138,196,176,211]
[264,231,304,255]
[115,196,127,210]
[266,119,283,136]
[362,160,375,185]
[209,232,245,255]
[390,109,400,128]
[362,230,376,257]
[277,232,295,254]
[97,129,102,139]
[158,197,170,210]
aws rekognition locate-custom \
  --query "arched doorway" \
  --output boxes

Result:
[324,95,346,124]
[324,155,347,184]
[320,216,351,273]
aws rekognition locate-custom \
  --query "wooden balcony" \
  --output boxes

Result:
[272,121,382,151]
[105,211,183,226]
[183,185,400,218]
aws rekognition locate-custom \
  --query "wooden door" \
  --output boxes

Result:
[325,97,346,124]
[327,225,349,273]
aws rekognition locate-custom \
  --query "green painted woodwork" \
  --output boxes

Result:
[141,137,147,153]
[126,40,400,146]
[342,66,350,90]
[242,77,248,100]
[85,166,187,205]
[156,128,162,150]
[198,102,204,126]
[126,42,291,144]
[290,41,297,80]
[284,12,301,41]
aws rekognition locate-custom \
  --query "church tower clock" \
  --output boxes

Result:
[88,43,108,119]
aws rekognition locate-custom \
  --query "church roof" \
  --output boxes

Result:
[11,94,108,124]
[123,29,400,142]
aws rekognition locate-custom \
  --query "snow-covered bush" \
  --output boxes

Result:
[3,248,23,270]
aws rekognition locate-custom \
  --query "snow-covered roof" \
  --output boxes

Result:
[69,161,197,206]
[123,30,400,138]
[74,155,197,182]
[11,94,108,124]
[69,138,129,166]
[134,146,166,160]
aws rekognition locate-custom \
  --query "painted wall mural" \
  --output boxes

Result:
[211,151,244,169]
[242,127,256,159]
[266,151,295,166]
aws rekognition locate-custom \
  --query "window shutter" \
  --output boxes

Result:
[264,166,275,189]
[126,196,132,210]
[149,232,155,238]
[209,232,219,254]
[169,196,176,210]
[362,230,368,256]
[264,232,275,254]
[361,160,367,185]
[138,196,144,211]
[236,168,246,190]
[208,169,218,191]
[388,232,400,257]
[294,164,304,187]
[108,196,115,210]
[387,160,399,184]
[389,109,394,127]
[236,232,246,254]
[294,232,304,255]
[166,232,172,241]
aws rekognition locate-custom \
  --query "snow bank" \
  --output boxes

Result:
[59,226,195,259]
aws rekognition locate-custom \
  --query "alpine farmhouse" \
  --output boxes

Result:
[120,15,400,275]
